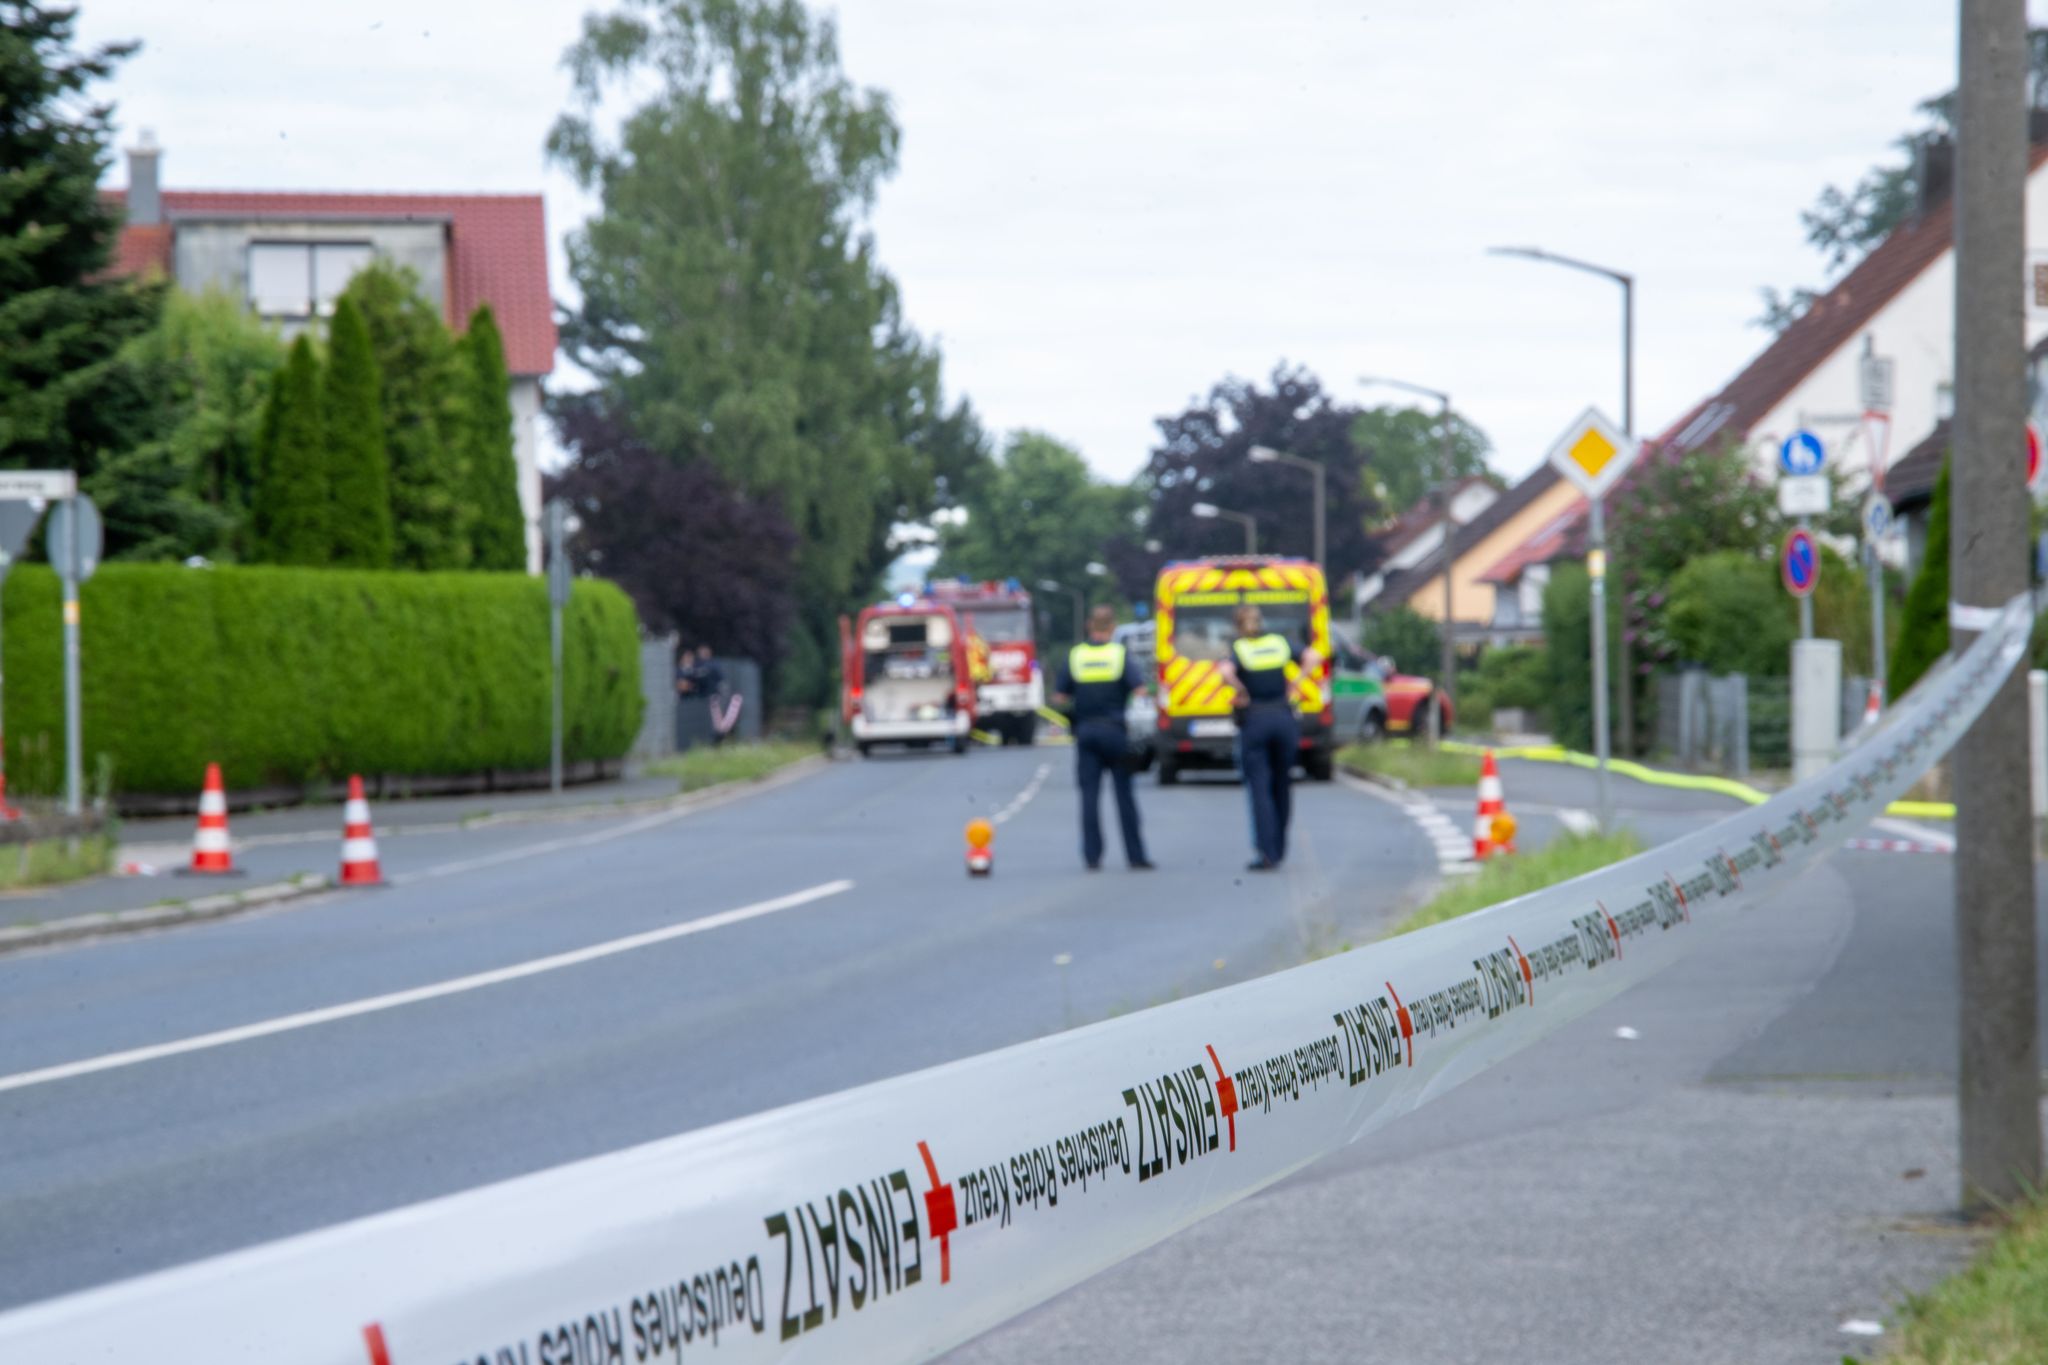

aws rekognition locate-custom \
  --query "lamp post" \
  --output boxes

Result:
[1489,244,1636,759]
[1191,501,1258,553]
[1359,376,1457,733]
[1037,578,1084,643]
[1247,444,1325,574]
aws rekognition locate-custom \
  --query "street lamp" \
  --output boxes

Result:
[1038,578,1084,641]
[1248,444,1326,574]
[1358,376,1458,730]
[1489,244,1634,816]
[1191,501,1257,553]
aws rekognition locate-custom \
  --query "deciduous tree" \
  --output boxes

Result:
[1349,405,1493,520]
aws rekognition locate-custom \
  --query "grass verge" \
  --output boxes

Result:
[0,832,117,891]
[1880,1198,2048,1364]
[1338,740,1483,789]
[644,741,816,793]
[1391,829,1644,937]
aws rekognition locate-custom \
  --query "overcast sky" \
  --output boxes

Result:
[80,0,2006,482]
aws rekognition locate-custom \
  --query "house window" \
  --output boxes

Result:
[247,242,375,318]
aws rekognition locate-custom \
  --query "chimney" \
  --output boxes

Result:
[1912,136,1954,220]
[126,128,162,226]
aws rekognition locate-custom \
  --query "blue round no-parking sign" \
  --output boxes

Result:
[1781,527,1819,598]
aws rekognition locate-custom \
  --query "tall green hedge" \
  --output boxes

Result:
[0,564,642,795]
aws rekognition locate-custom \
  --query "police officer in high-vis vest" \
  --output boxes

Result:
[1220,603,1321,871]
[1052,605,1154,871]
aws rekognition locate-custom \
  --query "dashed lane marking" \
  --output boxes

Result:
[0,880,855,1095]
[992,763,1052,825]
[1339,774,1478,877]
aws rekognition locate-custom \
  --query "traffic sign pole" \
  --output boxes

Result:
[546,499,569,796]
[1588,498,1613,831]
[61,500,82,815]
[1798,517,1814,640]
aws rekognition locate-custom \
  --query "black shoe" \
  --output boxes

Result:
[1129,860,1157,870]
[1246,859,1278,872]
[1085,861,1102,872]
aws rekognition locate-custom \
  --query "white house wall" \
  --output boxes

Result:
[1744,163,2048,478]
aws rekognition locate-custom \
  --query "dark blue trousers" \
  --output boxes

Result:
[1238,705,1297,865]
[1075,720,1147,866]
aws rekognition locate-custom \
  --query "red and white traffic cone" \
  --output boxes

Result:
[338,774,384,887]
[1862,680,1882,728]
[1473,750,1508,861]
[186,762,236,875]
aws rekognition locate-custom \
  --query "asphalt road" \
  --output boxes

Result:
[0,746,1440,1309]
[950,761,2048,1365]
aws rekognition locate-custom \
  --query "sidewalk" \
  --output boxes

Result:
[0,765,817,944]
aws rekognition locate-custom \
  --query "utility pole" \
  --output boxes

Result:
[1951,0,2042,1216]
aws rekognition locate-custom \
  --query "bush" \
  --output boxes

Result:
[1457,644,1548,728]
[1892,454,1951,697]
[1663,551,1791,675]
[1,564,643,795]
[1359,605,1443,676]
[1540,562,1623,752]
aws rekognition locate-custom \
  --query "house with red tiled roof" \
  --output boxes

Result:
[103,134,558,572]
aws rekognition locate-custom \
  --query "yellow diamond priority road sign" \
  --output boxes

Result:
[1544,406,1637,500]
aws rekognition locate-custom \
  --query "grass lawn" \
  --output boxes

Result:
[644,740,817,793]
[1338,739,1484,789]
[1391,829,1644,937]
[1880,1198,2048,1364]
[0,832,116,891]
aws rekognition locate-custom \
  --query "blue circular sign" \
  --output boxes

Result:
[1781,528,1819,598]
[1779,430,1826,477]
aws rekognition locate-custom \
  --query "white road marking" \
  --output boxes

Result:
[1556,807,1599,836]
[0,880,854,1095]
[992,763,1052,825]
[1339,773,1476,876]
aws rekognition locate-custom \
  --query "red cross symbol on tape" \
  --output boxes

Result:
[917,1140,958,1285]
[362,1324,392,1365]
[1205,1044,1239,1151]
[1506,934,1534,1005]
[1665,873,1691,923]
[1383,982,1414,1066]
[1598,899,1622,959]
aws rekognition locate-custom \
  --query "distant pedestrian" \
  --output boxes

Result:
[1052,605,1154,872]
[1219,604,1321,871]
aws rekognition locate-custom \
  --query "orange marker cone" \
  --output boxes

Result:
[965,818,994,877]
[186,762,236,874]
[339,774,384,886]
[1862,680,1882,728]
[1473,750,1510,860]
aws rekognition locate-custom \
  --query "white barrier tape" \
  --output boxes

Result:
[1950,599,2005,632]
[0,594,2032,1364]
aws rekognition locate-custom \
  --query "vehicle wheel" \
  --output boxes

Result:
[1017,716,1037,746]
[1157,756,1180,786]
[857,741,873,758]
[1357,709,1385,744]
[1304,750,1335,782]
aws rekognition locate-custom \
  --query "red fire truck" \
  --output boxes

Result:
[839,596,977,756]
[924,578,1043,746]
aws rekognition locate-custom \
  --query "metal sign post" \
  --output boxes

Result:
[1863,494,1894,703]
[1542,407,1640,832]
[48,493,102,815]
[546,499,571,795]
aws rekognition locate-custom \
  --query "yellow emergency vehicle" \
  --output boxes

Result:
[1151,556,1334,784]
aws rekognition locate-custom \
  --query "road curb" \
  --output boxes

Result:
[4,755,835,956]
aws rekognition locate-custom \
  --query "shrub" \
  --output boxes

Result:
[1540,562,1622,752]
[1663,551,1792,675]
[1,564,642,795]
[1359,605,1443,677]
[1458,644,1548,728]
[1891,454,1950,697]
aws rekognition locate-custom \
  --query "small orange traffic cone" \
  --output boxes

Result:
[1473,750,1514,860]
[339,775,384,886]
[186,762,236,875]
[965,818,994,877]
[1862,680,1882,728]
